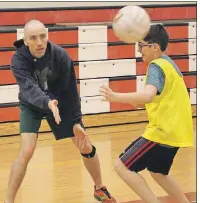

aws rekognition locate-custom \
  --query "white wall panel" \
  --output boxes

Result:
[0,85,19,103]
[136,75,145,92]
[80,78,109,97]
[78,43,107,61]
[188,39,196,55]
[81,96,110,114]
[188,22,196,39]
[78,26,107,44]
[190,88,196,105]
[79,59,136,79]
[189,55,196,71]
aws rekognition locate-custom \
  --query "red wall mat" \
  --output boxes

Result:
[109,79,136,92]
[110,103,135,112]
[109,79,136,112]
[108,42,189,60]
[0,33,16,47]
[0,106,20,122]
[0,9,118,26]
[0,41,191,66]
[0,24,194,48]
[0,58,193,85]
[0,70,16,85]
[146,6,196,21]
[107,28,121,43]
[0,51,15,66]
[109,76,196,93]
[0,48,78,67]
[64,47,78,61]
[174,58,189,72]
[55,9,118,24]
[166,42,188,55]
[108,44,135,59]
[0,30,78,48]
[165,26,188,39]
[136,61,148,75]
[136,58,189,75]
[183,75,196,88]
[74,65,79,80]
[108,25,190,43]
[0,6,196,26]
[0,91,196,123]
[0,11,56,26]
[48,30,78,45]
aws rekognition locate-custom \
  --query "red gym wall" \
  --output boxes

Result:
[0,3,197,125]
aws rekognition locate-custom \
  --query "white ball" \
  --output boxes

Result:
[112,6,151,43]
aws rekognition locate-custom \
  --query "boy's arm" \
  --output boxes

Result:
[100,84,157,105]
[99,63,164,106]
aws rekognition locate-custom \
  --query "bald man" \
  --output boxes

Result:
[6,20,117,203]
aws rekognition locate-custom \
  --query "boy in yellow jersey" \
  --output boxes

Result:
[100,24,194,203]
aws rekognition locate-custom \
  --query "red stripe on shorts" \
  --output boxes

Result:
[127,142,157,169]
[124,140,152,166]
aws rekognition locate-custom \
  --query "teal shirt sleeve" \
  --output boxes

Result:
[146,63,165,94]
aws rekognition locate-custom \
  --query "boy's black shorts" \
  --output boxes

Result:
[119,136,179,175]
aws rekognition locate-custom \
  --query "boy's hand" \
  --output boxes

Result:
[99,85,118,102]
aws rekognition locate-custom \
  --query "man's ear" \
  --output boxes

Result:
[23,37,28,46]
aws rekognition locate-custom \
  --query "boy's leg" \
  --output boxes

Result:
[150,173,191,203]
[115,137,162,203]
[5,104,43,203]
[47,116,117,203]
[148,146,191,203]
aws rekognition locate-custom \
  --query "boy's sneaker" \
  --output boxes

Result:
[94,186,117,203]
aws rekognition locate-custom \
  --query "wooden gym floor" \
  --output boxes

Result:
[0,119,196,203]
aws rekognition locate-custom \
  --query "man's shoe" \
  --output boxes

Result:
[94,186,117,203]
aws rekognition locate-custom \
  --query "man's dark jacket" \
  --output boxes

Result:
[11,39,82,125]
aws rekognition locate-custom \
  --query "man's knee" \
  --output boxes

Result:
[81,144,96,158]
[20,145,35,163]
[19,133,37,163]
[72,137,96,158]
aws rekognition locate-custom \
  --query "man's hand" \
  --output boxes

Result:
[48,100,61,124]
[99,85,118,102]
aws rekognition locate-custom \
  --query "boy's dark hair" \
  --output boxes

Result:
[143,24,169,51]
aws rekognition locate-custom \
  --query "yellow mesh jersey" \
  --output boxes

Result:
[143,58,194,147]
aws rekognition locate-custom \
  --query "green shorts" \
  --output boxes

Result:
[20,104,83,140]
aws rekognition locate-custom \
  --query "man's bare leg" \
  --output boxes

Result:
[5,133,37,203]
